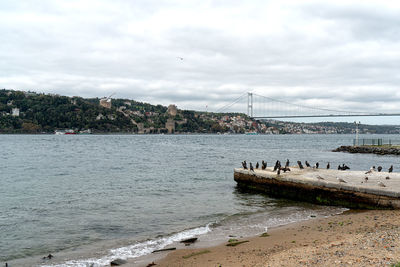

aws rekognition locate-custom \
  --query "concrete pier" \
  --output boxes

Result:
[234,167,400,209]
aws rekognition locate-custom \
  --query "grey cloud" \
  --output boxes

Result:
[1,1,400,124]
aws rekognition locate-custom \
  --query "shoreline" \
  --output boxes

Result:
[129,209,400,267]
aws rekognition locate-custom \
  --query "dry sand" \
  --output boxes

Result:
[130,210,400,267]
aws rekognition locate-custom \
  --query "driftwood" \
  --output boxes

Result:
[152,247,176,253]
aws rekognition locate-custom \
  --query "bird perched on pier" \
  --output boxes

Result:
[326,162,330,169]
[338,165,342,170]
[249,163,254,172]
[378,181,386,187]
[242,161,247,169]
[256,162,259,169]
[261,160,267,170]
[285,159,290,168]
[315,162,319,169]
[386,176,390,180]
[273,160,281,171]
[389,165,393,173]
[316,175,324,180]
[277,168,281,175]
[280,167,291,173]
[337,177,347,183]
[342,164,350,170]
[297,161,304,169]
[305,161,311,168]
[377,166,382,172]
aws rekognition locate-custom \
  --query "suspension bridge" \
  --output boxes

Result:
[216,92,400,119]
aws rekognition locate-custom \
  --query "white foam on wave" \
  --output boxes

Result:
[40,224,212,267]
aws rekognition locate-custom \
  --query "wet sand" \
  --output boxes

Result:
[131,210,400,267]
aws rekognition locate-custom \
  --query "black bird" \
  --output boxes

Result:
[297,161,304,169]
[285,159,290,168]
[281,167,291,172]
[389,165,393,173]
[386,176,390,180]
[277,168,281,175]
[338,165,342,170]
[377,166,382,172]
[305,161,311,168]
[315,162,319,169]
[242,161,247,169]
[256,162,259,169]
[273,160,281,171]
[249,163,254,172]
[342,164,350,170]
[261,160,266,170]
[327,162,330,169]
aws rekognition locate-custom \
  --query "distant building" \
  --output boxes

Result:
[100,98,112,109]
[11,108,19,117]
[165,118,175,134]
[167,104,177,116]
[137,123,145,134]
[96,113,105,120]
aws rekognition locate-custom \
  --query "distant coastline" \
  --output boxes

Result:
[1,89,400,135]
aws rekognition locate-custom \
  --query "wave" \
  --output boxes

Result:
[40,224,212,267]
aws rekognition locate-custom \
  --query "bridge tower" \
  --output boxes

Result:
[247,92,253,117]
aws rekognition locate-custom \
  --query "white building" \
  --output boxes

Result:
[12,108,20,117]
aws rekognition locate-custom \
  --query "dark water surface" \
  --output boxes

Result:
[1,134,398,266]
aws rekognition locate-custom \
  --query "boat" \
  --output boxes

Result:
[54,129,77,135]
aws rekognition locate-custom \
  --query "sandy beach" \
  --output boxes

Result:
[131,209,400,267]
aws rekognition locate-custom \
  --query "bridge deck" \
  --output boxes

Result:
[234,167,400,209]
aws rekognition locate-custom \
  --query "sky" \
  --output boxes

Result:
[1,0,400,125]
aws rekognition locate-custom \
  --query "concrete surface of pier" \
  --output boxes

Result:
[234,167,400,209]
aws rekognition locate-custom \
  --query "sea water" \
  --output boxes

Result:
[1,134,398,266]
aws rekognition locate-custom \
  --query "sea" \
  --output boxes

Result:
[1,134,398,266]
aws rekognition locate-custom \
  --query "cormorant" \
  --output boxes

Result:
[389,165,393,173]
[285,159,290,168]
[249,163,254,172]
[305,161,311,168]
[377,166,382,172]
[342,164,350,170]
[326,162,330,169]
[338,165,342,170]
[277,168,281,175]
[242,161,247,169]
[256,162,259,169]
[261,160,266,170]
[315,162,319,169]
[273,160,281,171]
[297,161,304,169]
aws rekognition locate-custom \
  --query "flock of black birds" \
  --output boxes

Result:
[241,160,395,177]
[242,159,342,175]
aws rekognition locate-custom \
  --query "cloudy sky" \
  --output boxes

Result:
[1,0,400,124]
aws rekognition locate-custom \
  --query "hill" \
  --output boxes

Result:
[1,89,399,134]
[0,89,247,134]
